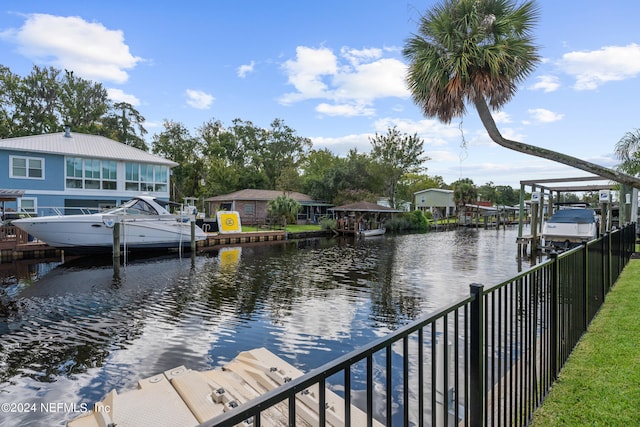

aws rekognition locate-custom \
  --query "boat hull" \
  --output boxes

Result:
[13,215,206,254]
[359,228,386,237]
[542,208,597,249]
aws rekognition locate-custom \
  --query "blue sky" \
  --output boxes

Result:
[1,0,639,189]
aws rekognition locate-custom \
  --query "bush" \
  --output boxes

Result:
[319,216,336,231]
[384,211,430,232]
[406,210,430,231]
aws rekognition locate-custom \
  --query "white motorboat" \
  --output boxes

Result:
[13,195,207,254]
[359,227,386,237]
[542,207,598,250]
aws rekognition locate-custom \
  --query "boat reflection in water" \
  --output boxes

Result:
[0,228,536,426]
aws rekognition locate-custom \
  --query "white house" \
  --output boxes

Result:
[414,188,456,218]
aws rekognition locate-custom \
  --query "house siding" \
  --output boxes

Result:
[0,133,176,216]
[414,189,456,217]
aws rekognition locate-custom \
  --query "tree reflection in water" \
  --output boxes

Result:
[0,228,535,426]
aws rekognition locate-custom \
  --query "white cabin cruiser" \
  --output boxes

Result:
[13,195,207,254]
[542,207,598,250]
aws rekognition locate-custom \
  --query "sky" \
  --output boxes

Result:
[1,0,639,189]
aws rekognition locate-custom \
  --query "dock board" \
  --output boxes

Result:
[68,347,382,427]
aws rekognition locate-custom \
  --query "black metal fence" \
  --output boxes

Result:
[198,224,636,427]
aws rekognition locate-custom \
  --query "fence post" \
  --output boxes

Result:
[469,283,484,427]
[548,252,559,380]
[582,241,589,331]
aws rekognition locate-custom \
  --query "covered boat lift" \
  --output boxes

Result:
[517,175,637,254]
[329,201,403,235]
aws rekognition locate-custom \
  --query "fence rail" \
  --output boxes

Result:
[198,224,635,427]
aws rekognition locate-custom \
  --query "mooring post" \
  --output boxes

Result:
[112,221,121,259]
[469,283,485,427]
[190,220,196,252]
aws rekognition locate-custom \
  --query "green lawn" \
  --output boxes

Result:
[530,259,640,426]
[241,224,323,233]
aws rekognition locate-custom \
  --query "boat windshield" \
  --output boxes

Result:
[109,198,158,216]
[547,209,595,224]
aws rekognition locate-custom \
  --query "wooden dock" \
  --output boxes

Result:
[0,230,287,262]
[68,347,381,427]
[199,230,286,248]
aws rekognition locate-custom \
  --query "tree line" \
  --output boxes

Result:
[2,62,632,210]
[0,64,461,207]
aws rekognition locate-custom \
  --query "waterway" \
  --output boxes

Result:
[0,227,538,426]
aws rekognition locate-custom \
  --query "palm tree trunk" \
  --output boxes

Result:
[473,97,640,188]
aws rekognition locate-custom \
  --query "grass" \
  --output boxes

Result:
[241,224,323,233]
[530,258,640,426]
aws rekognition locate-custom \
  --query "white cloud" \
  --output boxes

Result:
[559,43,640,90]
[492,111,512,124]
[310,133,372,156]
[315,103,375,117]
[280,46,338,104]
[237,61,255,78]
[107,88,140,106]
[530,75,560,92]
[279,45,408,116]
[185,89,214,109]
[0,13,142,84]
[340,46,383,66]
[527,108,564,123]
[427,150,461,163]
[372,117,460,146]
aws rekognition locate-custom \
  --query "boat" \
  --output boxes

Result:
[359,227,386,237]
[12,195,207,254]
[542,207,598,250]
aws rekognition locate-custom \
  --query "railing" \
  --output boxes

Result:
[0,225,30,247]
[196,224,635,427]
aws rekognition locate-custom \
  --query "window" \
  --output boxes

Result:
[66,157,118,190]
[125,162,169,193]
[19,198,36,214]
[10,156,44,179]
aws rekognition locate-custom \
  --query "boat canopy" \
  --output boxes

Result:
[547,209,596,224]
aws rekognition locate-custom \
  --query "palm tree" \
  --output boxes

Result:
[267,194,301,229]
[452,178,477,223]
[403,0,640,188]
[615,129,640,176]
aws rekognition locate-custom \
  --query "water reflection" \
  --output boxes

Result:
[0,227,535,426]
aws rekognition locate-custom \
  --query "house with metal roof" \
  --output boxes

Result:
[205,189,330,225]
[0,129,177,217]
[414,188,456,218]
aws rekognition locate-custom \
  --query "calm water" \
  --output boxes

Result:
[0,227,536,426]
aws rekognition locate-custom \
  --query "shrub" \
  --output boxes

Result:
[319,216,336,231]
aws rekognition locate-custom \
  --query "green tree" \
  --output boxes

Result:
[198,118,266,193]
[12,65,60,136]
[494,185,519,206]
[403,0,640,188]
[0,65,22,138]
[151,120,204,200]
[615,129,640,176]
[101,102,148,150]
[477,181,498,203]
[58,70,109,134]
[300,148,342,202]
[267,194,301,227]
[369,126,429,208]
[255,118,311,190]
[452,178,477,217]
